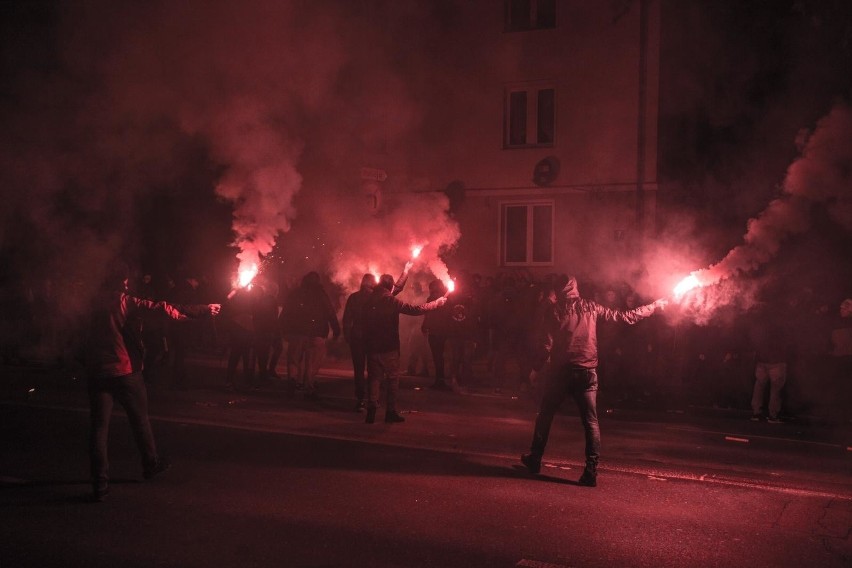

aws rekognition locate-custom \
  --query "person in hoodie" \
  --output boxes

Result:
[520,275,666,487]
[362,273,447,424]
[281,271,341,399]
[84,261,219,502]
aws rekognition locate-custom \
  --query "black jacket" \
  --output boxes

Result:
[363,286,444,354]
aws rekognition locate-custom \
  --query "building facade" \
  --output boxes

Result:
[373,0,661,283]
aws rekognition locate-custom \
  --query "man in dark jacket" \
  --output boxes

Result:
[520,275,666,487]
[362,273,447,424]
[85,261,219,501]
[281,271,340,399]
[343,262,413,411]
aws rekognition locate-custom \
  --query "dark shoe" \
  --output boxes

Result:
[750,414,762,422]
[578,468,597,487]
[354,400,366,413]
[143,458,172,480]
[365,407,376,424]
[385,410,406,423]
[766,415,783,424]
[521,453,541,474]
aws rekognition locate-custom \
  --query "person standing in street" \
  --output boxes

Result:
[343,262,413,411]
[520,275,666,487]
[84,261,219,501]
[281,271,340,400]
[362,273,446,424]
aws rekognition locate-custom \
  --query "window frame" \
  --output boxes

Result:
[503,83,557,149]
[500,200,555,267]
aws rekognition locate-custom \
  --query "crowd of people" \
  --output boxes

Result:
[2,260,851,498]
[3,265,851,422]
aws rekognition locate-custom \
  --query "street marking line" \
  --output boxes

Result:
[517,559,570,568]
[725,436,750,443]
[667,425,844,450]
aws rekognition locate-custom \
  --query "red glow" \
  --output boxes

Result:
[446,279,455,293]
[411,246,422,259]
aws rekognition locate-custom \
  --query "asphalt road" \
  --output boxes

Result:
[1,366,851,568]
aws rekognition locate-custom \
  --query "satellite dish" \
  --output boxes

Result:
[533,156,560,187]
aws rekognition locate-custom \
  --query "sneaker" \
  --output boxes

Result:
[578,469,597,487]
[354,400,366,413]
[143,458,172,480]
[365,407,376,424]
[766,416,783,424]
[385,411,406,423]
[750,414,762,422]
[521,453,541,474]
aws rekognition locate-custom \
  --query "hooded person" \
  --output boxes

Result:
[361,273,447,424]
[84,260,220,501]
[520,275,667,487]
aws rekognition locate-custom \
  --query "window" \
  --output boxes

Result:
[504,85,555,148]
[501,202,553,265]
[505,0,556,32]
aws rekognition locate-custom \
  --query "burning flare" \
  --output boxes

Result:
[445,279,455,294]
[238,263,259,288]
[673,274,700,298]
[411,246,422,259]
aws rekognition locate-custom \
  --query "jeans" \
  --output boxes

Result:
[88,372,159,489]
[366,351,401,412]
[287,336,327,391]
[529,366,600,467]
[349,338,367,401]
[751,361,787,418]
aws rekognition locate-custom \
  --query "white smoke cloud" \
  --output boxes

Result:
[691,101,852,287]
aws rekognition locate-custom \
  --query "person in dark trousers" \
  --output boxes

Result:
[221,285,256,391]
[343,262,413,411]
[362,273,447,424]
[422,279,451,390]
[521,275,666,487]
[343,274,378,411]
[84,261,219,501]
[281,271,341,399]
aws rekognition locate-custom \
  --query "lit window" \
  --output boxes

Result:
[505,0,556,32]
[502,202,553,265]
[505,86,555,148]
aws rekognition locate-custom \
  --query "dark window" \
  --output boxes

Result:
[508,91,528,146]
[532,204,553,262]
[506,0,555,32]
[507,0,531,31]
[503,203,553,265]
[505,205,528,263]
[505,86,555,148]
[536,88,554,144]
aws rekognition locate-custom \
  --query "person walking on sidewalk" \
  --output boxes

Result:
[520,275,666,487]
[362,273,447,424]
[84,261,220,501]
